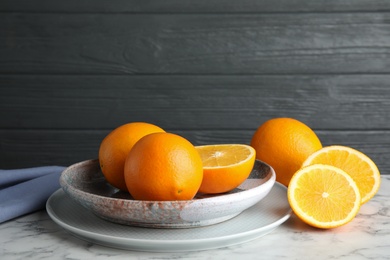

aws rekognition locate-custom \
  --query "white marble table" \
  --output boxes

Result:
[1,176,389,260]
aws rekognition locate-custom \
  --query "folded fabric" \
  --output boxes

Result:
[0,166,65,189]
[0,166,66,224]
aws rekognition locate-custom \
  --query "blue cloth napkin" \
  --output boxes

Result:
[0,166,66,223]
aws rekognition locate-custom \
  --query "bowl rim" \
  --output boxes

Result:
[60,158,276,205]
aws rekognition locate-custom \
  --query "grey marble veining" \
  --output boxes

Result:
[1,176,389,260]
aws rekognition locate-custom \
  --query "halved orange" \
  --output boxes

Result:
[195,144,256,194]
[288,164,361,229]
[302,145,380,204]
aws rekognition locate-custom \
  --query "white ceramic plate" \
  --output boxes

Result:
[59,159,276,228]
[46,183,291,252]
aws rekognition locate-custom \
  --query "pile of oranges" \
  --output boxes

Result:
[98,118,381,229]
[99,122,256,201]
[250,118,380,229]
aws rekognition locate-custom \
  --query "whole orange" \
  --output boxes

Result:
[250,118,322,187]
[98,122,165,191]
[124,132,203,201]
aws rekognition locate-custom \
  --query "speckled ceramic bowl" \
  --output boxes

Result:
[59,159,276,228]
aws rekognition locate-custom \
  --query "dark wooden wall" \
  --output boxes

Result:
[1,1,389,174]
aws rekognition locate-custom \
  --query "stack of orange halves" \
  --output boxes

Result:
[250,118,381,229]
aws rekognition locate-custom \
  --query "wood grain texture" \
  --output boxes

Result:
[2,0,390,13]
[1,75,390,130]
[2,13,390,74]
[1,2,389,173]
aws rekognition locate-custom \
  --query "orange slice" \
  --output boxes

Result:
[288,164,361,229]
[302,145,380,204]
[195,144,256,194]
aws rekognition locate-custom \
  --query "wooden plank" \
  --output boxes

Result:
[2,13,390,74]
[2,0,390,13]
[0,129,388,174]
[1,75,390,130]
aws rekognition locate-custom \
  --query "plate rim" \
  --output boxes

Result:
[46,182,292,252]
